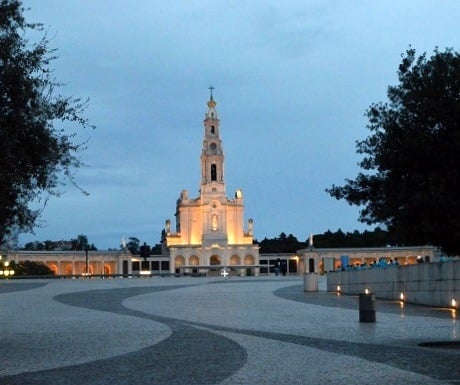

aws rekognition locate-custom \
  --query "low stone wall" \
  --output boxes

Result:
[327,260,460,308]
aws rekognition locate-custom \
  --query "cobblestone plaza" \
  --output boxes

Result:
[1,276,459,384]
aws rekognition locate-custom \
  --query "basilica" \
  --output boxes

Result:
[4,92,441,279]
[163,90,260,275]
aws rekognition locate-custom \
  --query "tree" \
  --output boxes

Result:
[258,233,305,253]
[0,1,93,247]
[70,234,88,250]
[126,237,140,254]
[327,47,460,255]
[12,260,54,275]
[69,234,96,250]
[23,240,44,250]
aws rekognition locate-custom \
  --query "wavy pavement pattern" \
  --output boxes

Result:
[2,283,459,384]
[2,285,246,385]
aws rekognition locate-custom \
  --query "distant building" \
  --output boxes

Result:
[163,90,259,275]
[298,245,441,274]
[4,250,130,276]
[3,245,441,277]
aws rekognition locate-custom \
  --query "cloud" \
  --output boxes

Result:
[18,0,460,249]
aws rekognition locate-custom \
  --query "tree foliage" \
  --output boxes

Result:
[257,228,397,253]
[70,234,97,250]
[120,233,163,255]
[0,0,93,247]
[327,47,460,255]
[125,237,140,254]
[312,227,398,248]
[22,234,96,250]
[6,260,54,275]
[258,233,303,253]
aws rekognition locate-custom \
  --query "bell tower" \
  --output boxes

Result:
[165,88,259,275]
[200,86,225,198]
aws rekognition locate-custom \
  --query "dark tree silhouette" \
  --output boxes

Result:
[328,48,460,255]
[0,0,94,247]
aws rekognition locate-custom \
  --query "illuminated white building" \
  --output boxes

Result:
[164,90,259,275]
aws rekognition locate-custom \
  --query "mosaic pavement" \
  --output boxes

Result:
[1,276,459,384]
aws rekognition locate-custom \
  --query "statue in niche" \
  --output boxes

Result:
[248,218,253,236]
[211,213,218,231]
[165,219,171,234]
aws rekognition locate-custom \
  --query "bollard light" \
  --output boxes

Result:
[364,288,370,295]
[451,298,457,309]
[336,285,341,293]
[400,292,405,301]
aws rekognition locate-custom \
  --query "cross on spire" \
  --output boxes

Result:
[209,85,215,101]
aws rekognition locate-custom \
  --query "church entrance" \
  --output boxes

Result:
[207,255,221,276]
[210,255,221,265]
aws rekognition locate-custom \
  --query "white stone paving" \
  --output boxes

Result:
[0,279,171,376]
[213,331,447,385]
[125,276,459,348]
[1,276,459,384]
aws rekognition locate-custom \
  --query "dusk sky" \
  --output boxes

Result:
[19,1,460,250]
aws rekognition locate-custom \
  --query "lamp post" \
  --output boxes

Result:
[140,242,151,276]
[85,244,89,277]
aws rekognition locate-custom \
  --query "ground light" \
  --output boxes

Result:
[0,260,15,278]
[399,292,405,310]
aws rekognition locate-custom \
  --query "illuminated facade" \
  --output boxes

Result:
[164,90,259,274]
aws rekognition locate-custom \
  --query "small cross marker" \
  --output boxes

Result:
[221,267,229,278]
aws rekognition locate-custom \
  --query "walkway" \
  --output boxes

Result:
[1,276,459,384]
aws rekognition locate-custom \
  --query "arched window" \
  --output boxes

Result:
[211,164,217,181]
[211,125,215,134]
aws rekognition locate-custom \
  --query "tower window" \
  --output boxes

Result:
[211,125,215,134]
[211,164,217,181]
[209,143,217,154]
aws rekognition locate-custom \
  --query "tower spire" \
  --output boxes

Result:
[208,85,215,101]
[201,87,224,196]
[207,85,216,109]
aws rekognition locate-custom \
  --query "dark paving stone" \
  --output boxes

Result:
[275,284,456,319]
[2,324,245,385]
[2,284,246,385]
[0,281,48,293]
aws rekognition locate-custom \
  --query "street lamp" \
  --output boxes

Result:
[85,244,89,277]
